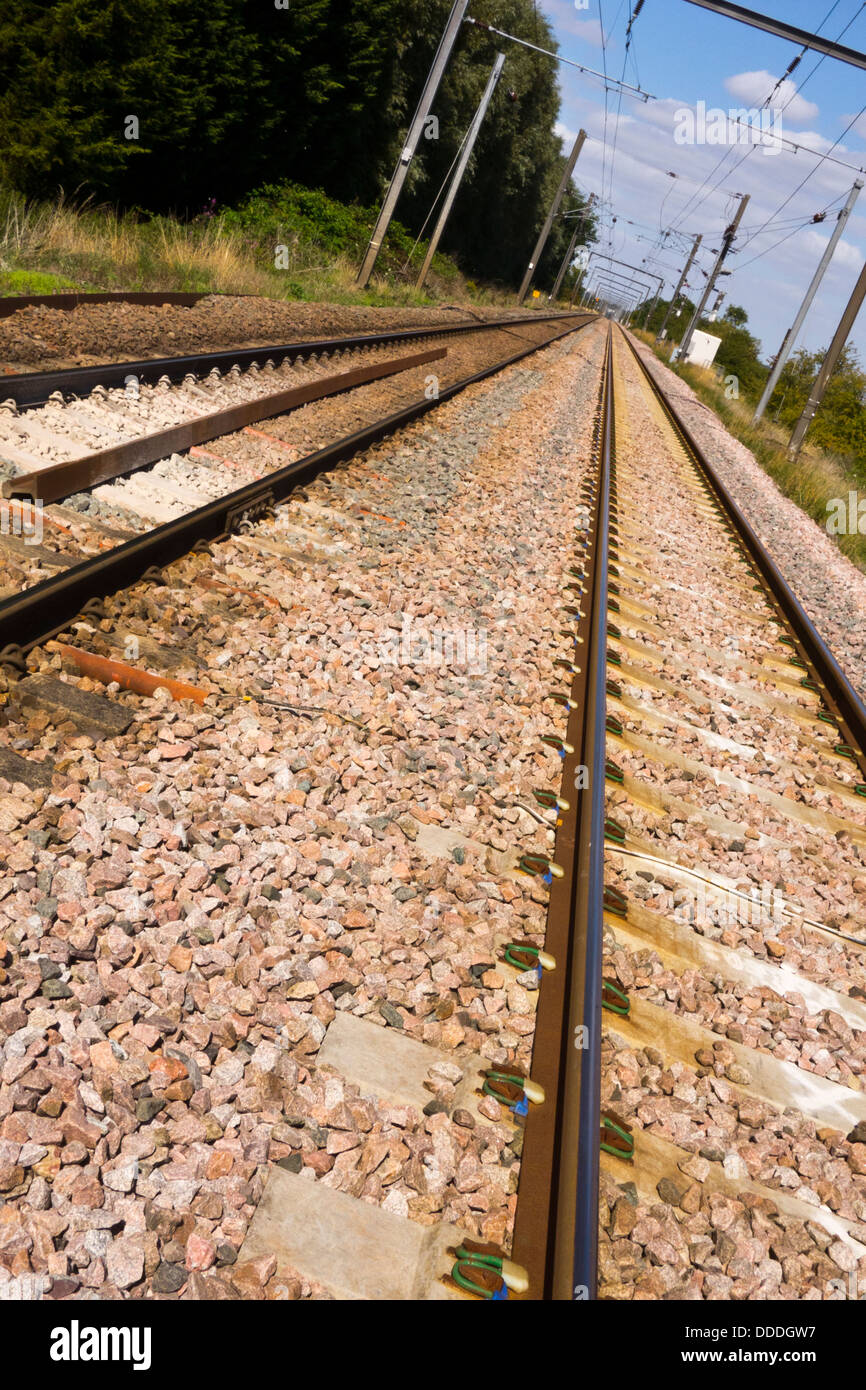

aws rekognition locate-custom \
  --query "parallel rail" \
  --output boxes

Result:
[513,321,866,1300]
[1,311,591,409]
[625,333,866,773]
[4,346,448,506]
[0,315,594,659]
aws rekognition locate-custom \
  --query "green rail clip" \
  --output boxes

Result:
[605,758,625,784]
[603,885,629,917]
[600,1113,634,1160]
[481,1069,543,1116]
[602,980,630,1016]
[517,853,564,885]
[540,735,573,758]
[604,818,626,846]
[502,940,555,973]
[450,1242,528,1301]
[605,715,624,737]
[533,788,570,813]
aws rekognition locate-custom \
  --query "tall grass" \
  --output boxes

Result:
[0,186,506,308]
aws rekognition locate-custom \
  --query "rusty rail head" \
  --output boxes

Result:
[3,346,448,507]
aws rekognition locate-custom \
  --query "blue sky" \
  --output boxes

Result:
[534,0,866,365]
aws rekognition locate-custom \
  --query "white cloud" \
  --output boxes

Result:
[844,111,866,141]
[543,0,604,47]
[817,234,863,272]
[549,65,866,358]
[724,71,819,125]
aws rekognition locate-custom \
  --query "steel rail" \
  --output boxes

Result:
[4,346,448,507]
[0,291,207,319]
[566,329,612,1300]
[511,327,611,1299]
[1,311,591,409]
[515,320,866,1304]
[620,328,866,777]
[0,317,594,659]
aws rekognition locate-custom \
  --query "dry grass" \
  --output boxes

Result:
[633,328,866,574]
[0,187,516,309]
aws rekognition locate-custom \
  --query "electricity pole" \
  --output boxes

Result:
[415,53,506,290]
[549,195,595,303]
[641,287,662,329]
[517,130,587,304]
[569,256,591,307]
[753,178,863,423]
[787,260,866,461]
[357,0,470,288]
[673,194,748,362]
[656,233,701,342]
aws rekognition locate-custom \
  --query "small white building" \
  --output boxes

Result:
[678,329,722,369]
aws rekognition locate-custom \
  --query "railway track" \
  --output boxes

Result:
[517,323,866,1302]
[1,315,864,1304]
[1,310,587,409]
[0,311,591,655]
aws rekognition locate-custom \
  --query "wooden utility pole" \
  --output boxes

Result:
[357,0,470,288]
[673,194,748,362]
[415,53,506,290]
[753,179,863,423]
[656,233,701,343]
[787,261,866,461]
[517,130,587,304]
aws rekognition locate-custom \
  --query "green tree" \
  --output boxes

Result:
[0,0,595,286]
[770,344,866,463]
[388,0,595,283]
[723,303,748,327]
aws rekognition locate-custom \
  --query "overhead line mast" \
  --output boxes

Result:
[682,1,866,70]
